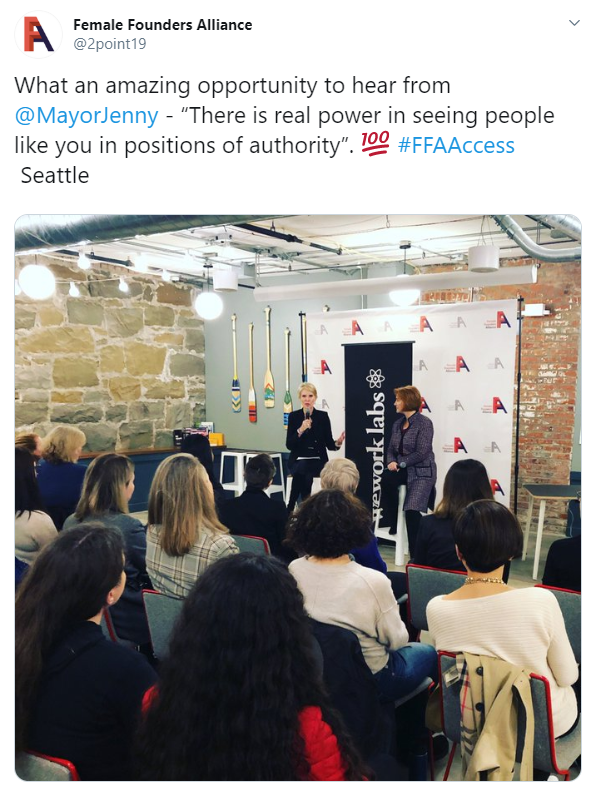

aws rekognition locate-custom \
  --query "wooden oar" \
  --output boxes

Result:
[264,306,275,408]
[299,311,308,382]
[248,322,257,423]
[231,314,241,412]
[283,328,292,429]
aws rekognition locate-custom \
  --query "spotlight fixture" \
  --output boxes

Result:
[161,270,171,282]
[77,252,91,270]
[18,264,56,300]
[69,282,81,297]
[118,277,129,293]
[194,263,223,320]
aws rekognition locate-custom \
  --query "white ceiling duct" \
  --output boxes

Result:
[491,215,581,262]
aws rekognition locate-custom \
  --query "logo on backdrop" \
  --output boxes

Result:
[482,397,507,414]
[410,316,433,334]
[320,399,330,409]
[449,316,467,329]
[445,356,470,373]
[448,399,465,411]
[16,12,62,56]
[485,310,511,329]
[420,397,431,413]
[377,321,393,332]
[491,479,505,495]
[413,359,429,372]
[487,357,505,370]
[314,324,329,335]
[443,437,468,453]
[312,359,333,375]
[484,441,502,453]
[342,320,364,336]
[366,369,385,388]
[365,390,385,525]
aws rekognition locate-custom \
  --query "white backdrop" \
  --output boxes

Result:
[306,300,518,506]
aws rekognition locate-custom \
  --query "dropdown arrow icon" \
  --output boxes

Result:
[569,19,580,25]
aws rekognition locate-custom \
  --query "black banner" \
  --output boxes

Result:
[344,342,413,528]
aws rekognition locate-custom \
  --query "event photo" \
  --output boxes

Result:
[15,214,581,781]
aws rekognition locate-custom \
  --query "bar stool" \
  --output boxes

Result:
[219,451,248,496]
[244,452,286,501]
[285,475,322,507]
[394,487,408,566]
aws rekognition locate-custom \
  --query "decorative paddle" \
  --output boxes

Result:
[231,314,241,412]
[299,311,308,382]
[283,327,292,428]
[248,322,257,422]
[264,306,275,408]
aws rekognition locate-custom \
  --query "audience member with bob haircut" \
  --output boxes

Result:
[320,458,386,573]
[135,553,367,780]
[36,426,86,529]
[219,453,291,560]
[15,446,57,565]
[415,458,494,572]
[63,453,150,645]
[287,490,437,712]
[16,525,157,781]
[146,453,238,598]
[427,500,579,737]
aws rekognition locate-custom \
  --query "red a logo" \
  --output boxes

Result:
[454,437,467,453]
[496,311,511,328]
[491,479,505,495]
[24,16,54,51]
[320,360,332,374]
[420,316,433,332]
[351,320,364,335]
[492,397,507,413]
[456,356,470,372]
[420,397,431,413]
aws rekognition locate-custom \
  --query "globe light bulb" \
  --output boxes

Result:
[194,291,223,320]
[18,264,56,300]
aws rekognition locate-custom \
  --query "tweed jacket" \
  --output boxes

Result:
[386,412,436,511]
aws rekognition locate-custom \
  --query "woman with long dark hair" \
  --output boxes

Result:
[135,553,367,780]
[63,453,150,645]
[180,432,226,512]
[15,525,156,780]
[415,458,494,571]
[15,447,57,565]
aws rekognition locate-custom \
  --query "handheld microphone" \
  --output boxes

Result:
[305,409,310,420]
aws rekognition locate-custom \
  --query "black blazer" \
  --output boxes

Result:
[286,408,339,468]
[219,487,293,560]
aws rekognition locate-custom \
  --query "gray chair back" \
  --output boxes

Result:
[232,534,271,555]
[406,564,466,631]
[536,585,580,663]
[15,751,79,780]
[143,590,184,660]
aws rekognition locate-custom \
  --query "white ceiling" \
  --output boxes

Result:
[32,214,580,284]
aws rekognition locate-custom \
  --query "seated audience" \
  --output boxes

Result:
[542,535,581,592]
[415,458,493,572]
[135,554,367,780]
[63,453,150,645]
[287,490,437,706]
[15,447,57,565]
[180,432,225,512]
[320,458,387,573]
[219,453,292,560]
[15,525,157,780]
[146,453,238,598]
[15,432,43,460]
[427,500,579,737]
[36,426,86,529]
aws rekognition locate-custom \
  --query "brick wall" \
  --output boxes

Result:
[421,258,581,533]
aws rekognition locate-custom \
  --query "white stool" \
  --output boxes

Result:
[219,451,248,496]
[244,452,286,501]
[286,475,322,507]
[394,488,408,566]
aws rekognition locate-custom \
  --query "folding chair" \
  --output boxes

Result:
[406,564,466,633]
[142,590,184,660]
[535,585,581,663]
[231,534,271,555]
[438,651,581,781]
[15,751,80,780]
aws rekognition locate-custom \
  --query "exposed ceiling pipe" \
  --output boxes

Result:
[490,215,581,262]
[529,215,582,242]
[236,223,343,256]
[15,215,286,253]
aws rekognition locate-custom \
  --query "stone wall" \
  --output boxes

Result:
[15,255,206,452]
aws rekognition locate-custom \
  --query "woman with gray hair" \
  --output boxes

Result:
[36,426,87,530]
[320,458,386,573]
